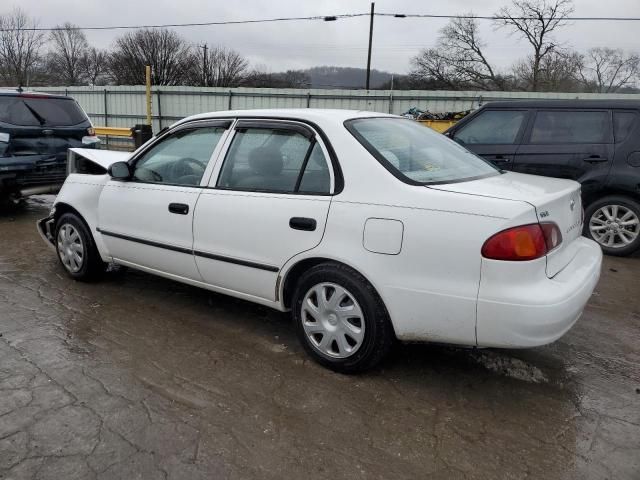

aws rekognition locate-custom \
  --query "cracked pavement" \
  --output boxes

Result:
[0,197,639,479]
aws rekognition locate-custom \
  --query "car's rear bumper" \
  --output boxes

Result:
[476,237,602,348]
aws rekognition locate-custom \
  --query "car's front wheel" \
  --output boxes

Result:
[55,213,106,280]
[584,196,640,256]
[292,262,394,373]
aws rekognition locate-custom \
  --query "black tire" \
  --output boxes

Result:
[583,195,640,257]
[292,262,394,374]
[54,213,107,281]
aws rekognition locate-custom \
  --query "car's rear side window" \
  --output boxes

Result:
[217,127,331,194]
[613,111,637,143]
[0,96,87,127]
[454,110,527,145]
[346,117,499,185]
[530,110,610,144]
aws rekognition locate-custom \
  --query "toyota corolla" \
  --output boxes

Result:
[37,109,602,372]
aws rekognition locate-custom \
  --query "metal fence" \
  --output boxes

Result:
[35,85,640,134]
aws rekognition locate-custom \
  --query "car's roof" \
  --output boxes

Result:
[483,99,640,109]
[0,89,71,100]
[181,108,398,125]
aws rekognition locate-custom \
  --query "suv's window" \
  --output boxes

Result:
[613,111,637,143]
[530,110,610,144]
[346,117,499,185]
[454,110,526,145]
[217,127,331,194]
[0,95,87,126]
[132,127,224,186]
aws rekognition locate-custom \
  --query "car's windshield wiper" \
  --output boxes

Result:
[22,101,46,126]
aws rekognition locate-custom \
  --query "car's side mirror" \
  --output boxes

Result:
[108,161,131,180]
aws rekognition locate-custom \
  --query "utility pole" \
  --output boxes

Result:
[201,44,208,87]
[365,2,375,90]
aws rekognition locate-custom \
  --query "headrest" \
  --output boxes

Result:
[248,146,283,176]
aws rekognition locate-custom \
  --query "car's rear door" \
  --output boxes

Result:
[449,109,530,170]
[193,119,335,302]
[97,120,231,280]
[513,109,615,197]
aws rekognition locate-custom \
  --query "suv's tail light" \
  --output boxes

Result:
[482,223,562,261]
[87,127,95,136]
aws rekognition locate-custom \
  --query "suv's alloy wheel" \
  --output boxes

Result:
[585,196,640,256]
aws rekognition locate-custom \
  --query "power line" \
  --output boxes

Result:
[0,13,370,32]
[377,13,640,21]
[1,11,639,32]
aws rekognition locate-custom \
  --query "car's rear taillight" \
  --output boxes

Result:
[87,127,95,136]
[481,223,562,261]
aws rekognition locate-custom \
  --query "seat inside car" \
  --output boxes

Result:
[234,145,290,190]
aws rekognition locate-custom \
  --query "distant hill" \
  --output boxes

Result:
[304,66,397,89]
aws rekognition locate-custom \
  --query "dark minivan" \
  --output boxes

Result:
[0,90,99,203]
[445,100,640,256]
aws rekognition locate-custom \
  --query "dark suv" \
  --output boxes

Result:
[445,100,640,256]
[0,90,98,203]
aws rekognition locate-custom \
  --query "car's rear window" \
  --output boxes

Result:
[0,95,87,127]
[345,117,500,185]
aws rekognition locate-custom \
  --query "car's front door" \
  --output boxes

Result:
[450,109,529,170]
[97,120,231,279]
[513,109,615,197]
[193,119,335,301]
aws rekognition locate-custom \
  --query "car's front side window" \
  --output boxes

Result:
[132,127,225,186]
[454,110,527,145]
[346,117,499,185]
[216,126,331,194]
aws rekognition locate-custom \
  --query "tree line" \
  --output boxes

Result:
[0,0,638,92]
[406,0,639,93]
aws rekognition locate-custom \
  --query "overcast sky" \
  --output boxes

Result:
[4,0,639,74]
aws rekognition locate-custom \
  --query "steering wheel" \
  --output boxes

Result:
[169,157,207,180]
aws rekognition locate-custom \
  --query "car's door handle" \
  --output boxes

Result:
[289,217,317,231]
[492,155,511,163]
[168,203,189,215]
[584,155,608,163]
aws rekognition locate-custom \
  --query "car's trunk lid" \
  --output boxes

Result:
[429,172,584,278]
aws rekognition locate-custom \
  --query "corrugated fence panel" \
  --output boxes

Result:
[33,86,640,132]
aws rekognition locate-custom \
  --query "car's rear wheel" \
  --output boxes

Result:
[292,262,393,373]
[55,213,106,280]
[584,195,640,256]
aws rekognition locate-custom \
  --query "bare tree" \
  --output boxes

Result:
[108,28,192,85]
[579,48,640,93]
[190,45,248,87]
[496,0,574,91]
[47,23,89,85]
[411,15,507,90]
[0,9,45,87]
[80,47,108,86]
[513,49,582,91]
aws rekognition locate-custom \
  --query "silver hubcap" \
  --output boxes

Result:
[301,282,365,359]
[589,205,639,249]
[57,224,84,273]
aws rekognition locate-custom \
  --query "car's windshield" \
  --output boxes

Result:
[0,95,87,127]
[346,117,500,185]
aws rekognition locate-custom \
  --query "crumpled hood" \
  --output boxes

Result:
[68,148,130,171]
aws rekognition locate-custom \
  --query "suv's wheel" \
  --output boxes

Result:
[584,196,640,256]
[292,262,394,373]
[55,213,106,280]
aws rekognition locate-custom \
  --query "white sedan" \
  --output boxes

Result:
[38,109,602,372]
